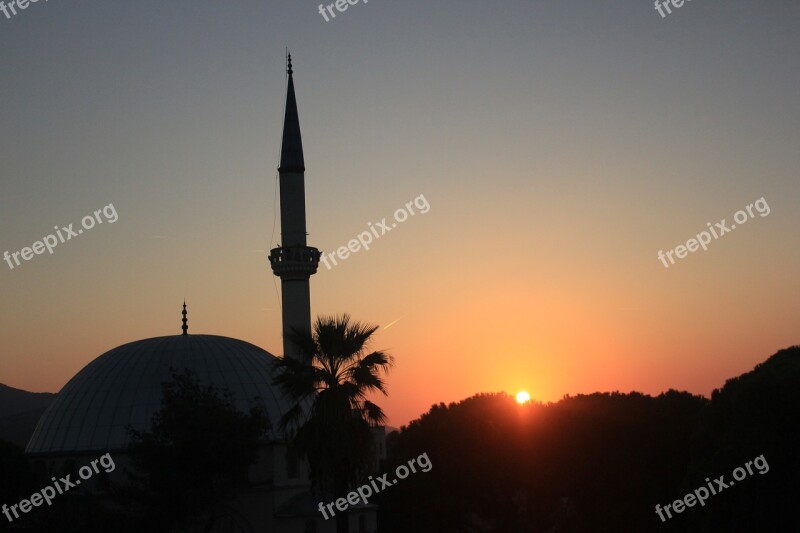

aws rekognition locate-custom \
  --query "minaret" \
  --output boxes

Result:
[269,53,320,359]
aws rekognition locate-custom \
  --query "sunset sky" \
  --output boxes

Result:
[1,0,798,427]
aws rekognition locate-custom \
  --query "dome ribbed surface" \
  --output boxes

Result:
[26,335,291,454]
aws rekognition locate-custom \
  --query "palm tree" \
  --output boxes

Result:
[274,314,393,533]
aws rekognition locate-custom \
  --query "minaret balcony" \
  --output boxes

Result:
[269,246,320,278]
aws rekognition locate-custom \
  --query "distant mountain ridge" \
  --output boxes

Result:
[0,383,56,448]
[0,383,56,418]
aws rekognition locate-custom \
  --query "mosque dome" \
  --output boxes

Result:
[26,334,291,455]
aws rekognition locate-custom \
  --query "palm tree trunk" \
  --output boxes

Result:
[335,479,350,533]
[202,503,218,533]
[336,509,349,533]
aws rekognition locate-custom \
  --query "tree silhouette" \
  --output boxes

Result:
[128,369,269,532]
[274,314,392,533]
[681,346,800,532]
[0,439,34,531]
[379,390,709,532]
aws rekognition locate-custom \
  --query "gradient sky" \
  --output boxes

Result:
[1,0,798,426]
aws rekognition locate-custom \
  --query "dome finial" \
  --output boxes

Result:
[181,300,188,336]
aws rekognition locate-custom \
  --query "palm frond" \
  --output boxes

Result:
[279,401,310,433]
[273,314,393,491]
[362,400,388,426]
[286,326,319,363]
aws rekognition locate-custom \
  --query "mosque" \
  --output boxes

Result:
[25,56,379,533]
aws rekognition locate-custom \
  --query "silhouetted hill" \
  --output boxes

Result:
[379,346,800,533]
[0,407,50,448]
[681,345,800,532]
[380,390,708,532]
[0,384,56,449]
[0,383,56,418]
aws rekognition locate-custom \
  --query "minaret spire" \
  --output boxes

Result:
[269,53,320,359]
[279,50,305,173]
[181,300,188,336]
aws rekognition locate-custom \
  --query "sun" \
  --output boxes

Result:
[516,390,531,404]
